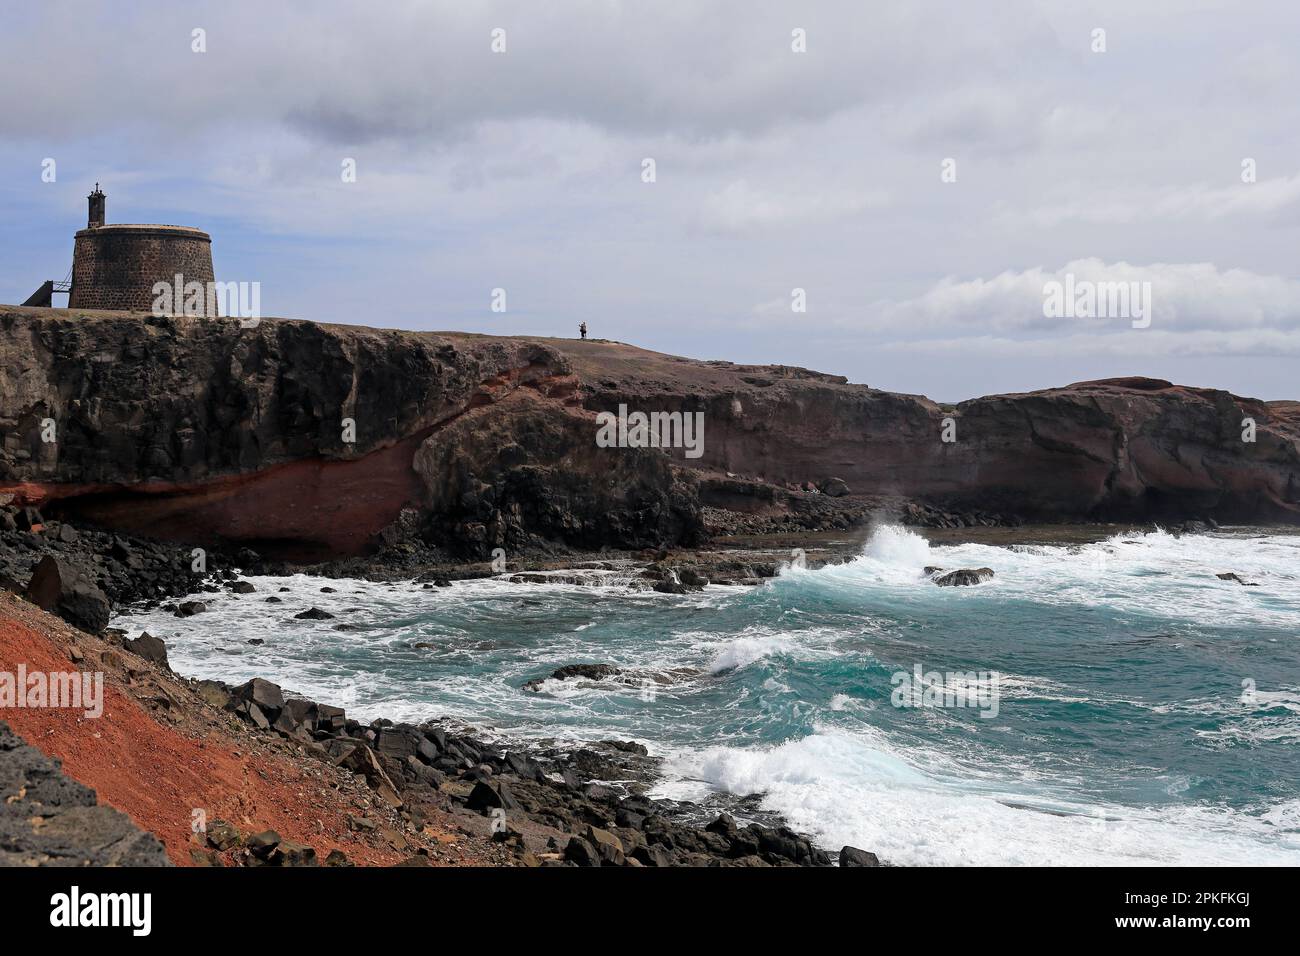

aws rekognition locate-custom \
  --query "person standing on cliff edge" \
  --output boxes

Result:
[579,322,588,340]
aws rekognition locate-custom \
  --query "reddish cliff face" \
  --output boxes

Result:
[1,307,1297,559]
[562,344,1300,524]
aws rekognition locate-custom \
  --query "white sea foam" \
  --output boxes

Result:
[779,524,1300,632]
[666,729,1300,866]
[111,525,1300,866]
[708,634,796,673]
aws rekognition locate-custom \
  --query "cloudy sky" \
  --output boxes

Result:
[3,0,1298,401]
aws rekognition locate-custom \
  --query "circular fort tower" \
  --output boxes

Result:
[67,186,216,314]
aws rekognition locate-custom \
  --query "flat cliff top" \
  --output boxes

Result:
[18,304,1279,408]
[12,304,1258,408]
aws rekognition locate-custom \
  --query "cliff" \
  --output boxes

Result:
[2,306,1297,558]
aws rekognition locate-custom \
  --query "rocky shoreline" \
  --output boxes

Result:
[172,667,864,867]
[1,504,885,866]
[3,498,1290,867]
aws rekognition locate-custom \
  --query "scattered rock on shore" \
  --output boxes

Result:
[24,555,110,634]
[840,845,881,867]
[819,477,850,497]
[125,631,170,669]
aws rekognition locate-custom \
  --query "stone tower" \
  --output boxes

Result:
[67,186,216,314]
[87,183,106,228]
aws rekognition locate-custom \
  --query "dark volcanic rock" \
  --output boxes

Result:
[819,477,850,497]
[294,607,334,620]
[522,662,623,691]
[465,779,521,814]
[840,845,881,867]
[3,310,1298,562]
[564,836,600,867]
[214,679,859,868]
[934,567,995,587]
[0,720,171,866]
[232,678,284,714]
[24,555,110,634]
[1216,572,1259,586]
[124,631,170,669]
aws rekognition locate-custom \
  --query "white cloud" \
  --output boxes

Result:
[867,259,1300,334]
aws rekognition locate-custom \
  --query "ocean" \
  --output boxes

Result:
[114,525,1300,866]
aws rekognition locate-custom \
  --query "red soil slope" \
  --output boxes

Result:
[0,592,488,865]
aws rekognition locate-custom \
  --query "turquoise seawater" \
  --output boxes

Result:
[116,526,1300,865]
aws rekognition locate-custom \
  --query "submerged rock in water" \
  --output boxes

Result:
[175,600,208,617]
[933,567,994,587]
[522,663,623,690]
[1216,572,1259,586]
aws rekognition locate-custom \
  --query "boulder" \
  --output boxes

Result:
[271,840,318,866]
[503,751,545,782]
[194,680,232,710]
[336,743,400,797]
[563,836,600,867]
[933,568,994,587]
[316,703,347,732]
[376,727,419,758]
[819,477,850,497]
[465,779,521,814]
[585,825,625,865]
[24,555,110,634]
[294,607,334,620]
[229,580,256,593]
[416,737,440,763]
[282,698,318,730]
[631,844,673,867]
[522,663,622,690]
[840,845,881,867]
[232,678,284,714]
[245,830,281,859]
[124,631,170,669]
[175,600,207,617]
[246,703,272,730]
[205,819,241,851]
[652,578,691,595]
